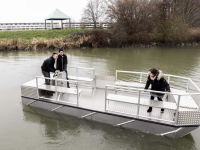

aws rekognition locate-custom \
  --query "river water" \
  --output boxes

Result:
[1,47,200,150]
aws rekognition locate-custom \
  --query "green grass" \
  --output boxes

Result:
[0,29,88,41]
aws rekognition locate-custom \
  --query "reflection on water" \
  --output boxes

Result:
[23,106,196,150]
[1,46,200,149]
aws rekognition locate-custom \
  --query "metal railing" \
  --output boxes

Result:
[105,85,200,125]
[115,70,200,92]
[36,76,80,106]
[69,66,95,79]
[68,66,96,88]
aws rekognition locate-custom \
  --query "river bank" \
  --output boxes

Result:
[0,29,200,51]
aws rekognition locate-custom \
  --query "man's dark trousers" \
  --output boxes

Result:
[42,70,50,85]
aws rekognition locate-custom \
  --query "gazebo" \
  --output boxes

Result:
[45,9,71,29]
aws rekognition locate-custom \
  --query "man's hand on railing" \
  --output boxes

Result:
[166,92,170,95]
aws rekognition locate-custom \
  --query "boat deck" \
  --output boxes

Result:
[21,70,200,138]
[21,77,199,125]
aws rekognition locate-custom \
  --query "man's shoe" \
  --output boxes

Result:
[47,91,53,96]
[147,107,152,113]
[67,83,70,88]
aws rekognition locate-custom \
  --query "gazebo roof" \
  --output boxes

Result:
[45,9,71,20]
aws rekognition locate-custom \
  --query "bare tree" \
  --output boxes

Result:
[106,0,156,35]
[82,0,105,29]
[154,0,200,43]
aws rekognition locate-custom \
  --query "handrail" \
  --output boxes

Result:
[116,70,190,80]
[36,76,78,83]
[68,66,95,70]
[189,78,200,92]
[105,85,194,125]
[68,66,96,81]
[36,76,80,106]
[115,70,200,93]
[105,84,200,125]
[106,85,200,96]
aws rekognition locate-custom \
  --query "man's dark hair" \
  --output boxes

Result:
[52,53,58,56]
[149,68,159,76]
[59,49,63,52]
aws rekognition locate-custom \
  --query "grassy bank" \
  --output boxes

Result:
[0,29,88,43]
[1,28,200,51]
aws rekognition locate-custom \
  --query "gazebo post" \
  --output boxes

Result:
[69,18,71,29]
[51,19,53,29]
[45,20,46,30]
[61,20,63,29]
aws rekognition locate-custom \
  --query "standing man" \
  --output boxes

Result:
[41,53,59,91]
[57,49,70,88]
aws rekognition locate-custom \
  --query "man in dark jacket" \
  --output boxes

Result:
[41,53,59,86]
[56,49,70,88]
[144,68,170,113]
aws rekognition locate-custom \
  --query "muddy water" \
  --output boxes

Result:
[1,46,200,150]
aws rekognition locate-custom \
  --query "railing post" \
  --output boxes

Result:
[175,95,181,124]
[76,68,78,77]
[137,91,141,118]
[105,86,107,111]
[55,79,58,101]
[93,69,95,79]
[140,73,142,84]
[115,70,118,82]
[93,69,96,88]
[168,76,170,84]
[36,77,39,99]
[77,82,79,106]
[187,79,190,92]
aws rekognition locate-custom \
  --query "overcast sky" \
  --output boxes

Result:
[0,0,89,23]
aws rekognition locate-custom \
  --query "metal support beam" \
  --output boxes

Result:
[160,128,183,136]
[136,91,141,118]
[81,112,96,118]
[114,120,135,126]
[57,92,62,101]
[175,95,181,124]
[51,105,64,111]
[26,100,37,106]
